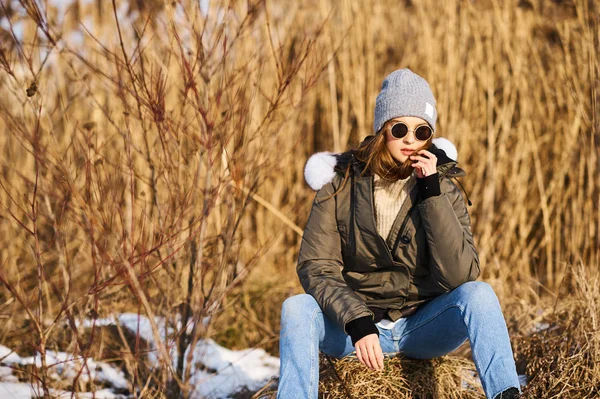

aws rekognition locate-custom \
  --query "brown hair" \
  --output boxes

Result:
[326,126,432,199]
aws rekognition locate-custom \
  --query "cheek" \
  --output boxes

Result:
[385,138,408,162]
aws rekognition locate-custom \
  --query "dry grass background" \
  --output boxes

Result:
[0,0,598,397]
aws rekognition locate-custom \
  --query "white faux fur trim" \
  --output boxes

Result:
[304,137,458,191]
[432,137,458,161]
[304,151,338,191]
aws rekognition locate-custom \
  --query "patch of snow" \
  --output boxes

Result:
[1,313,278,399]
[3,349,127,392]
[0,345,22,364]
[0,382,34,399]
[0,366,19,383]
[186,338,279,399]
[0,382,128,399]
[117,313,164,344]
[63,389,128,398]
[93,362,129,390]
[78,317,116,329]
[115,314,279,399]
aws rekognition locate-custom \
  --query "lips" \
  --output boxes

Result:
[401,149,415,155]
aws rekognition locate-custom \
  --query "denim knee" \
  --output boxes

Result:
[281,294,319,327]
[452,281,500,311]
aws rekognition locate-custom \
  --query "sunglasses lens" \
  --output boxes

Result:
[391,123,408,139]
[415,125,433,141]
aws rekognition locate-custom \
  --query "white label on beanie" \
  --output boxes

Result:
[424,102,434,118]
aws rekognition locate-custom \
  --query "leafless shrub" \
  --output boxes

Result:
[0,0,330,396]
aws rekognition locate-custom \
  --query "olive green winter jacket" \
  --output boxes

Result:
[297,141,480,336]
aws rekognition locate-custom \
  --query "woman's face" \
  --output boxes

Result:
[384,116,432,163]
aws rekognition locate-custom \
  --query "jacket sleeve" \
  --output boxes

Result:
[296,179,374,334]
[417,177,480,290]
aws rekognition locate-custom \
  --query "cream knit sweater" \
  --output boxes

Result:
[373,172,416,240]
[373,172,416,329]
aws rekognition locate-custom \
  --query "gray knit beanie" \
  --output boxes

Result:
[373,68,437,134]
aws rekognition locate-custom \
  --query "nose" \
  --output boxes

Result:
[402,130,416,145]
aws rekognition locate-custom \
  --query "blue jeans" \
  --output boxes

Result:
[277,281,521,399]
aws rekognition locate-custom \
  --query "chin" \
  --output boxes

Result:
[392,153,409,163]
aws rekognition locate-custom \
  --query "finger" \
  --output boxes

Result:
[418,149,436,159]
[360,342,372,369]
[370,342,382,371]
[375,343,384,370]
[412,160,434,172]
[417,153,437,165]
[366,343,377,370]
[411,161,434,170]
[355,345,365,367]
[410,155,436,168]
[358,344,371,369]
[411,161,428,169]
[412,162,432,177]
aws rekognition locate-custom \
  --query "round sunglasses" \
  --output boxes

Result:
[386,121,433,141]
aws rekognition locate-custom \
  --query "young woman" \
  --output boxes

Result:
[277,69,521,399]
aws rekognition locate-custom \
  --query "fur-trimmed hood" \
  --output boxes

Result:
[304,137,461,191]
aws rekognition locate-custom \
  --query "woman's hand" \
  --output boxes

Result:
[354,333,384,371]
[410,149,437,178]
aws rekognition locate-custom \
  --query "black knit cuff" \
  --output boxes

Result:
[417,173,441,200]
[346,316,379,346]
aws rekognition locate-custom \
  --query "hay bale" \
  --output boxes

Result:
[318,353,485,399]
[249,352,484,399]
